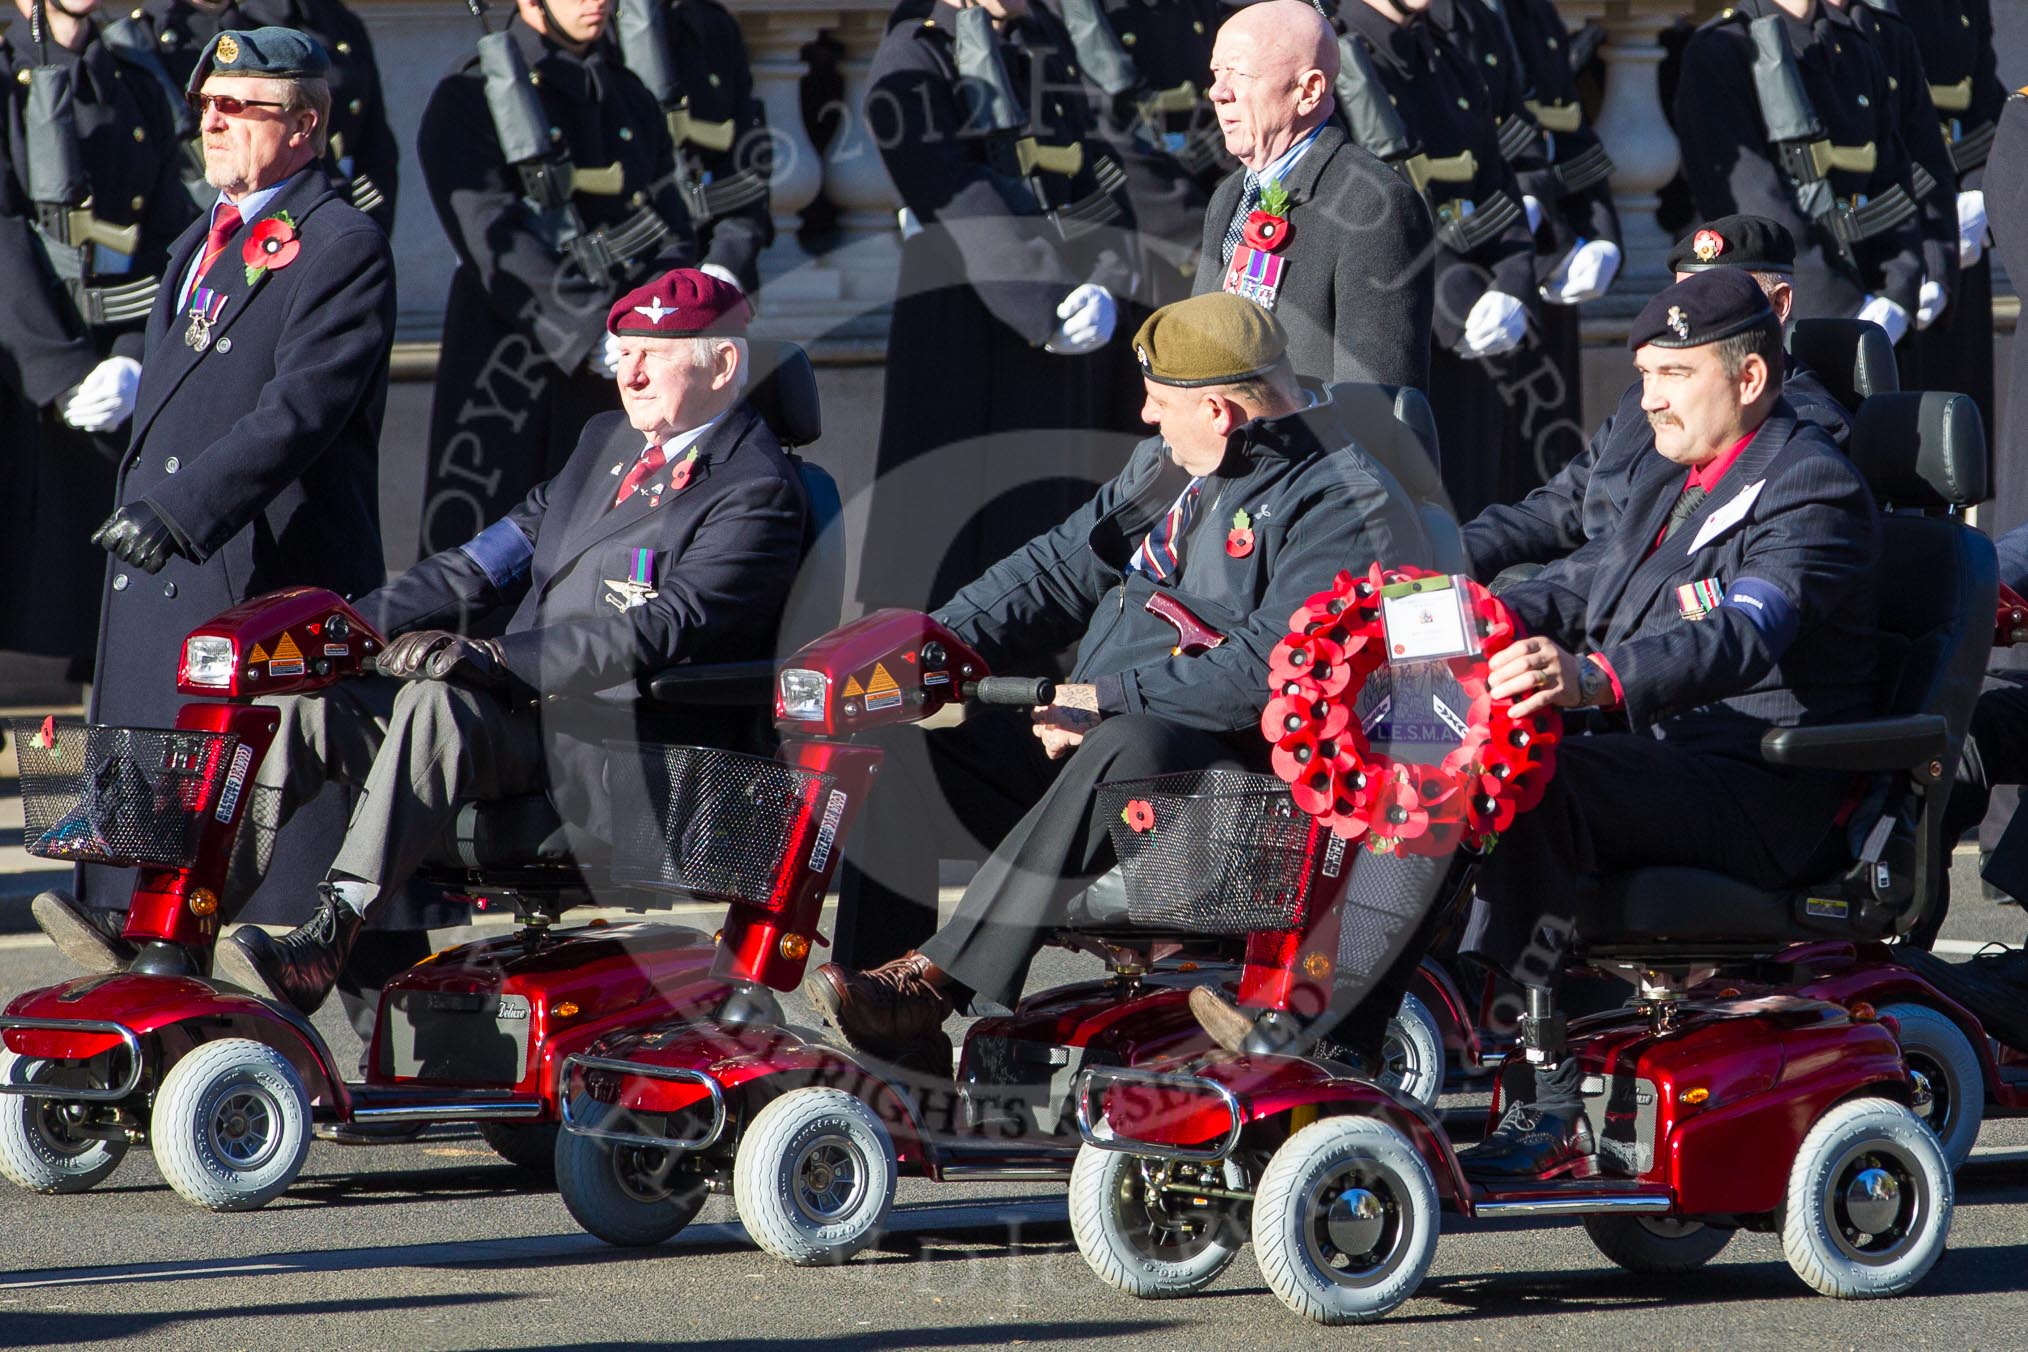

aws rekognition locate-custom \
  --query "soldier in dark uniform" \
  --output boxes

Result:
[1675,0,1926,344]
[0,0,198,675]
[134,0,398,230]
[1467,0,1623,502]
[1901,0,2004,452]
[413,0,696,560]
[31,26,393,963]
[1333,0,1537,520]
[856,0,1136,616]
[612,0,771,297]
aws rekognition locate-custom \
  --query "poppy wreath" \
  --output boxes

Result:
[1260,563,1560,856]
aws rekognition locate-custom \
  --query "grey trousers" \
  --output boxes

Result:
[227,677,546,919]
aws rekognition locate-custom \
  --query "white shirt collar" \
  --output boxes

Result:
[649,407,729,459]
[1251,123,1325,190]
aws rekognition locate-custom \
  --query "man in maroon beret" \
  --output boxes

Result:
[110,267,812,1014]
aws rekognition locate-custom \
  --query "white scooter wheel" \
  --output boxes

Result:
[1782,1096,1952,1298]
[1252,1115,1439,1324]
[555,1102,708,1247]
[0,1051,128,1194]
[1879,1003,1984,1171]
[734,1087,895,1266]
[151,1038,310,1212]
[1069,1144,1247,1298]
[1378,994,1445,1107]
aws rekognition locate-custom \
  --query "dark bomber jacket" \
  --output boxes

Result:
[936,390,1435,741]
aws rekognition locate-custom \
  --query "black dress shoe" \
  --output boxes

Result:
[31,891,134,973]
[1460,1101,1594,1180]
[213,884,364,1015]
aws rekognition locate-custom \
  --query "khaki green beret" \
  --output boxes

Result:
[1131,292,1288,388]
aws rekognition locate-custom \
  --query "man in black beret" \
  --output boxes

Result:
[34,25,396,963]
[1464,213,1859,582]
[1449,267,1881,1177]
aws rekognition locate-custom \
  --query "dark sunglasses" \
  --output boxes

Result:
[186,92,290,117]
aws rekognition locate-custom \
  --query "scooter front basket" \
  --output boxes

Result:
[10,718,242,867]
[1099,770,1327,934]
[607,742,836,912]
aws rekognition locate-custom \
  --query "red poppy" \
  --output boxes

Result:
[1240,210,1291,253]
[242,218,299,272]
[1692,227,1726,263]
[668,451,697,493]
[1121,799,1156,833]
[1226,527,1255,557]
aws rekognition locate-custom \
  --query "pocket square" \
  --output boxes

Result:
[1687,479,1766,553]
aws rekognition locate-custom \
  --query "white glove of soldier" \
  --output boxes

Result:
[1916,278,1948,331]
[1522,194,1543,235]
[1957,189,1988,268]
[593,332,624,379]
[1045,283,1117,356]
[1855,293,1911,347]
[59,355,142,432]
[1456,290,1529,358]
[1540,238,1623,305]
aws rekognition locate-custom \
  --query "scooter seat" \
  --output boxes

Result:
[1576,866,1870,956]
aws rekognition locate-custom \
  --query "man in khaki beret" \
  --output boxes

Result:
[809,291,1437,1075]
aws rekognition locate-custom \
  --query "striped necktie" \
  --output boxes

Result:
[1221,174,1261,264]
[1134,479,1203,580]
[187,202,241,303]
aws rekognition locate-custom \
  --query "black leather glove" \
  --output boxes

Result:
[90,501,181,575]
[373,629,508,688]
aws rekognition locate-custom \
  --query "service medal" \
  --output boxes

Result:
[184,288,225,352]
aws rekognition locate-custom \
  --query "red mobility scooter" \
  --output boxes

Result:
[0,346,842,1211]
[1070,565,1954,1324]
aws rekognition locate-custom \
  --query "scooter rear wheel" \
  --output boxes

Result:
[1781,1096,1952,1298]
[734,1087,895,1266]
[1582,1213,1732,1274]
[151,1038,311,1212]
[1070,1144,1248,1298]
[555,1107,709,1247]
[1252,1115,1438,1325]
[1379,995,1444,1108]
[479,1121,560,1175]
[1878,1003,1984,1171]
[0,1052,129,1194]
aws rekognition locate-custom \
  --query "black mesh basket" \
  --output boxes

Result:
[1099,770,1326,934]
[607,743,837,911]
[10,719,242,868]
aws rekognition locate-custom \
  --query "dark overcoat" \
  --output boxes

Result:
[414,18,696,559]
[356,403,809,839]
[858,0,1138,615]
[657,0,773,296]
[81,167,392,907]
[0,17,198,659]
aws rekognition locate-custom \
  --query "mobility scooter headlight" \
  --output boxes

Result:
[778,668,827,721]
[182,635,237,688]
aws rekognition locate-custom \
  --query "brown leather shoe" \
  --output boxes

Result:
[1189,985,1256,1054]
[804,953,955,1064]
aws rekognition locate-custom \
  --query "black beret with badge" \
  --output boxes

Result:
[1132,291,1290,388]
[1666,213,1798,276]
[1628,268,1777,352]
[185,26,332,94]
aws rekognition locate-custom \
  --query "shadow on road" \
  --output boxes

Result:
[503,1324,1176,1352]
[0,1290,518,1348]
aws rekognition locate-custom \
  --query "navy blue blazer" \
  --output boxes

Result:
[357,402,808,833]
[90,167,393,735]
[1503,400,1880,756]
[1464,360,1854,580]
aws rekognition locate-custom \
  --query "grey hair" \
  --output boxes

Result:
[686,335,749,390]
[1711,318,1782,383]
[277,77,331,156]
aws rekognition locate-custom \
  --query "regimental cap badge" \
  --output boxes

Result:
[1666,305,1690,340]
[1692,228,1724,263]
[216,33,240,63]
[1134,343,1151,373]
[633,299,674,325]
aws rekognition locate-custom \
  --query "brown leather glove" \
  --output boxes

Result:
[373,630,509,688]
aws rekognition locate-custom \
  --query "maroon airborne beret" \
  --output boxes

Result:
[607,268,751,338]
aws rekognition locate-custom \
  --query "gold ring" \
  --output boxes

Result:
[1534,669,1549,690]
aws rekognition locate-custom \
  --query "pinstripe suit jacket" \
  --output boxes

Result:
[1502,400,1881,757]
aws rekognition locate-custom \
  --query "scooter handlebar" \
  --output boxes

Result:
[964,676,1056,706]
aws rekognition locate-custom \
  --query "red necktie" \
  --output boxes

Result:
[193,203,242,291]
[613,444,667,509]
